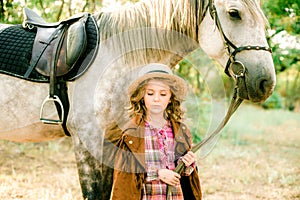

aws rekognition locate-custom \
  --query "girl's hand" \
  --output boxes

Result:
[158,169,181,186]
[182,151,196,167]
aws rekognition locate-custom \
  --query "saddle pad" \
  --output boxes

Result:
[0,16,98,82]
[0,25,48,82]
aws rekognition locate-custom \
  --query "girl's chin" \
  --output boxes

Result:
[148,106,165,115]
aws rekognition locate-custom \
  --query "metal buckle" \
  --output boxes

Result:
[228,61,246,79]
[40,95,64,124]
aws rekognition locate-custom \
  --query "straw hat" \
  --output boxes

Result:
[128,63,187,100]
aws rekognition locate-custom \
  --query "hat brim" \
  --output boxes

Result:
[128,72,187,100]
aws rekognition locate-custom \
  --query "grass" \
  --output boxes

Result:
[0,103,300,199]
[198,103,300,199]
[0,138,82,200]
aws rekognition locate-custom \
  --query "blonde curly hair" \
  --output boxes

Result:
[128,77,185,122]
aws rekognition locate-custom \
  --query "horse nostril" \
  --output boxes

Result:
[259,79,269,94]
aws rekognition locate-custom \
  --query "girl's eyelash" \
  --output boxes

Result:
[147,92,166,96]
[145,90,168,96]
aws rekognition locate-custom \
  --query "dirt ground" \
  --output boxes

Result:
[0,106,299,200]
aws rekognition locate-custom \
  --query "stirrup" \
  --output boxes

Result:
[40,95,64,124]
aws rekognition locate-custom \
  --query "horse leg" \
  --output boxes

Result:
[72,133,113,200]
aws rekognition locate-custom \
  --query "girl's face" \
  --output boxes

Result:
[143,80,171,117]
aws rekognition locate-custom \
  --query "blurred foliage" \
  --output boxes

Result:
[0,0,141,23]
[263,0,300,110]
[261,91,283,109]
[184,97,212,144]
[175,49,235,99]
[0,0,103,23]
[276,66,300,111]
[263,0,299,34]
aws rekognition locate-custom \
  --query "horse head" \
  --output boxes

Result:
[198,0,276,102]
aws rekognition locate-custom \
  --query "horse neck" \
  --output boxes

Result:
[93,0,209,67]
[95,0,208,42]
[144,0,201,40]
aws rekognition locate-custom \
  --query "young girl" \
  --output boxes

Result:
[105,63,202,200]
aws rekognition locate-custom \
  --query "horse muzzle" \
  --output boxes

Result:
[227,59,276,102]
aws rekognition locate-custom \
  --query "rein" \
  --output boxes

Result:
[167,73,245,199]
[174,85,244,172]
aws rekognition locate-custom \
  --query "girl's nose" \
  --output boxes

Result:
[154,94,159,101]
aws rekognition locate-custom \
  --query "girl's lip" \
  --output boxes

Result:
[149,105,163,109]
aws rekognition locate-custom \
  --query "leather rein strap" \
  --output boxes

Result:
[168,81,244,199]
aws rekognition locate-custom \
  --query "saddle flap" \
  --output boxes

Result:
[31,27,58,76]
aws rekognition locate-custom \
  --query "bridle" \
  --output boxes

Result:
[207,0,272,79]
[169,0,273,184]
[188,0,273,153]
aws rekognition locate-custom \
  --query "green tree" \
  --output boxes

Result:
[262,0,300,110]
[0,0,104,24]
[263,0,299,34]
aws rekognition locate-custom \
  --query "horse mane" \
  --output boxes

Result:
[93,0,268,66]
[96,0,205,40]
[93,0,207,66]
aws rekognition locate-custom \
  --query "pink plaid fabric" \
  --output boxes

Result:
[142,121,184,200]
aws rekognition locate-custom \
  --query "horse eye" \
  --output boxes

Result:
[228,9,241,20]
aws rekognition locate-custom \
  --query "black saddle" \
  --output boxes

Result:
[0,8,99,135]
[0,7,99,82]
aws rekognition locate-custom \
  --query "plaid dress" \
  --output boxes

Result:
[143,121,194,200]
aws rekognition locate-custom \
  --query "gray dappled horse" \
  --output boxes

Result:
[0,0,276,199]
